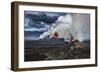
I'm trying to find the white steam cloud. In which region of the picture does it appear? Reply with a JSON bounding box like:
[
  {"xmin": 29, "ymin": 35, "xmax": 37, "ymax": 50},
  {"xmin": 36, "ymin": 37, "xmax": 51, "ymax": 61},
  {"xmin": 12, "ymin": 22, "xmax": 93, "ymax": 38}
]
[{"xmin": 39, "ymin": 13, "xmax": 90, "ymax": 42}]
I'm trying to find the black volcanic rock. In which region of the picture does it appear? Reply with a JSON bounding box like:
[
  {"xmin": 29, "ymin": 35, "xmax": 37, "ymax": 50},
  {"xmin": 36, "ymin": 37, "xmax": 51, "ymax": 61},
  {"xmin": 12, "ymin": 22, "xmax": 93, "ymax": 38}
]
[
  {"xmin": 25, "ymin": 38, "xmax": 65, "ymax": 48},
  {"xmin": 24, "ymin": 40, "xmax": 90, "ymax": 61}
]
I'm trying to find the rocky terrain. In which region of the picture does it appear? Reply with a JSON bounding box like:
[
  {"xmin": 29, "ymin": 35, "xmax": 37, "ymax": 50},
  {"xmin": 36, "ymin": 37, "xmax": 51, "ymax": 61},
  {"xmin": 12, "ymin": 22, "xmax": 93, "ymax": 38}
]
[{"xmin": 24, "ymin": 40, "xmax": 90, "ymax": 61}]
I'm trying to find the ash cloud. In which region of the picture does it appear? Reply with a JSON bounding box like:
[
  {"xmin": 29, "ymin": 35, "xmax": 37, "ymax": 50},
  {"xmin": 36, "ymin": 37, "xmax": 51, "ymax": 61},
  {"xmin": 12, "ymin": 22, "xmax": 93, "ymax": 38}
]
[{"xmin": 24, "ymin": 11, "xmax": 90, "ymax": 42}]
